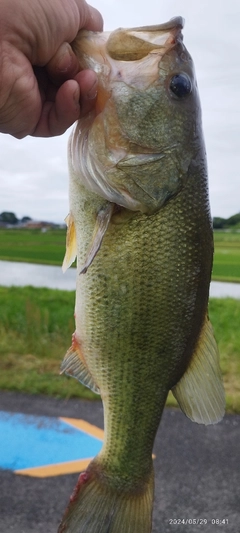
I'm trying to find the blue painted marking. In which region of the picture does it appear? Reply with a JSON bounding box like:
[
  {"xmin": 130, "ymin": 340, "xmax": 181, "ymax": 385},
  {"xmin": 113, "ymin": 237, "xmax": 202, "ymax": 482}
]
[{"xmin": 0, "ymin": 411, "xmax": 102, "ymax": 471}]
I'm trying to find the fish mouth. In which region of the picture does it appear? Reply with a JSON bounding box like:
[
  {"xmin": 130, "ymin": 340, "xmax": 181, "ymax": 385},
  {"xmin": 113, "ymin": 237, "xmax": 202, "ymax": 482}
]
[
  {"xmin": 106, "ymin": 17, "xmax": 185, "ymax": 61},
  {"xmin": 72, "ymin": 17, "xmax": 185, "ymax": 69}
]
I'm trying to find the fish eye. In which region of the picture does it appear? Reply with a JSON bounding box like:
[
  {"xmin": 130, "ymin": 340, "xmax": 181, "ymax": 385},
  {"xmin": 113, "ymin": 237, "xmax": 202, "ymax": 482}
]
[{"xmin": 169, "ymin": 73, "xmax": 192, "ymax": 98}]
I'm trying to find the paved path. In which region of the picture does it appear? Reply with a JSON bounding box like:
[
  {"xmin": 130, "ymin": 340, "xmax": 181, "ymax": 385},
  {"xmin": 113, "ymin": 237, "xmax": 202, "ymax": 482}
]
[{"xmin": 0, "ymin": 391, "xmax": 239, "ymax": 533}]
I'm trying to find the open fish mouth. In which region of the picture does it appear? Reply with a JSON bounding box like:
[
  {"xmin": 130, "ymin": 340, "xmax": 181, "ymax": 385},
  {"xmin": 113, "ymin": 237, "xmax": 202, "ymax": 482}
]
[
  {"xmin": 106, "ymin": 16, "xmax": 185, "ymax": 61},
  {"xmin": 72, "ymin": 16, "xmax": 185, "ymax": 71}
]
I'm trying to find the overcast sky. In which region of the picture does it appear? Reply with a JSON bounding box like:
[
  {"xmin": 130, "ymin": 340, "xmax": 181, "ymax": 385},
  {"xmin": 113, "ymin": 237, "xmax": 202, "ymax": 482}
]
[{"xmin": 0, "ymin": 0, "xmax": 239, "ymax": 222}]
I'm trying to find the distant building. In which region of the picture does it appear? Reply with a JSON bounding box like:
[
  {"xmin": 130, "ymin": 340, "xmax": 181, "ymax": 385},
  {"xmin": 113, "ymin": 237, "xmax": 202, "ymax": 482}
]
[{"xmin": 24, "ymin": 221, "xmax": 58, "ymax": 230}]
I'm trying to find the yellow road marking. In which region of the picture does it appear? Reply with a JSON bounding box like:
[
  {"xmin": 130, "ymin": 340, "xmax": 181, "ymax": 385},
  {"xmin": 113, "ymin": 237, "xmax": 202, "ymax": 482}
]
[
  {"xmin": 60, "ymin": 417, "xmax": 104, "ymax": 440},
  {"xmin": 15, "ymin": 458, "xmax": 93, "ymax": 478}
]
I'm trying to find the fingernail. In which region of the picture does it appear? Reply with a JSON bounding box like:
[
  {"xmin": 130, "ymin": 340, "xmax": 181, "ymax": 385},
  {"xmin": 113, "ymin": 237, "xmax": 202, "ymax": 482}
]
[
  {"xmin": 87, "ymin": 80, "xmax": 98, "ymax": 100},
  {"xmin": 73, "ymin": 86, "xmax": 80, "ymax": 106}
]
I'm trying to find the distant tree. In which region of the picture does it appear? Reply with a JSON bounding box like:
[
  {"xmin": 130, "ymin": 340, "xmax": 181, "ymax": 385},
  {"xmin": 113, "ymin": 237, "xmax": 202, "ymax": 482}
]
[
  {"xmin": 0, "ymin": 211, "xmax": 18, "ymax": 224},
  {"xmin": 227, "ymin": 213, "xmax": 240, "ymax": 227},
  {"xmin": 21, "ymin": 216, "xmax": 32, "ymax": 223},
  {"xmin": 213, "ymin": 212, "xmax": 240, "ymax": 229},
  {"xmin": 213, "ymin": 217, "xmax": 226, "ymax": 229}
]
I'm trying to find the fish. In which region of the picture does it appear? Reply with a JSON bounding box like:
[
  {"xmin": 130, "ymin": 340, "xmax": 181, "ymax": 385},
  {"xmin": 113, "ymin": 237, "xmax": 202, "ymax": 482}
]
[{"xmin": 58, "ymin": 17, "xmax": 225, "ymax": 533}]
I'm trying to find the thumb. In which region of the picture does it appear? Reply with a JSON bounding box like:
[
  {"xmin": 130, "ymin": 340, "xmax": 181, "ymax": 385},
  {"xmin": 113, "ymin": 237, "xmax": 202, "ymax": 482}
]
[
  {"xmin": 76, "ymin": 1, "xmax": 103, "ymax": 32},
  {"xmin": 46, "ymin": 43, "xmax": 80, "ymax": 84}
]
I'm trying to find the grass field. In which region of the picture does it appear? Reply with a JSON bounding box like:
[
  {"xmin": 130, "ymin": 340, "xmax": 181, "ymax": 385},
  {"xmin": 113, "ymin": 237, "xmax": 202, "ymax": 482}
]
[
  {"xmin": 0, "ymin": 228, "xmax": 65, "ymax": 265},
  {"xmin": 213, "ymin": 231, "xmax": 240, "ymax": 282},
  {"xmin": 0, "ymin": 227, "xmax": 239, "ymax": 282},
  {"xmin": 0, "ymin": 286, "xmax": 239, "ymax": 413}
]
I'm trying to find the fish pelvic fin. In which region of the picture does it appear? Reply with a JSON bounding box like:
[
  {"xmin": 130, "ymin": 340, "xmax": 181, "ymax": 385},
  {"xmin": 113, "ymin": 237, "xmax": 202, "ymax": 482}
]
[
  {"xmin": 171, "ymin": 314, "xmax": 225, "ymax": 425},
  {"xmin": 62, "ymin": 213, "xmax": 77, "ymax": 273},
  {"xmin": 60, "ymin": 335, "xmax": 100, "ymax": 395},
  {"xmin": 58, "ymin": 460, "xmax": 154, "ymax": 533}
]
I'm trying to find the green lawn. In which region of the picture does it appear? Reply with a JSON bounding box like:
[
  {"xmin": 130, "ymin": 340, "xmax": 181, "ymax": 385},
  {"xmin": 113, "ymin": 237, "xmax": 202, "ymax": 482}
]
[
  {"xmin": 0, "ymin": 286, "xmax": 239, "ymax": 413},
  {"xmin": 0, "ymin": 228, "xmax": 66, "ymax": 265},
  {"xmin": 212, "ymin": 231, "xmax": 240, "ymax": 282}
]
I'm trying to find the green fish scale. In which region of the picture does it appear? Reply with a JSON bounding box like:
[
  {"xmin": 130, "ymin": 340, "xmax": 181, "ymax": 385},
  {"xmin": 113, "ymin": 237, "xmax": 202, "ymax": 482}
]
[{"xmin": 72, "ymin": 165, "xmax": 212, "ymax": 488}]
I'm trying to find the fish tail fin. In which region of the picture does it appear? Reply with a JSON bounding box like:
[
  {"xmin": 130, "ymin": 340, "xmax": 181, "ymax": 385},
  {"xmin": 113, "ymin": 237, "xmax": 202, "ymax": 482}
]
[{"xmin": 58, "ymin": 460, "xmax": 154, "ymax": 533}]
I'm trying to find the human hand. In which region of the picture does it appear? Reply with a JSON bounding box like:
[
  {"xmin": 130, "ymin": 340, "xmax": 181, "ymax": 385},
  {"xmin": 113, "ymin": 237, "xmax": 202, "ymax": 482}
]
[{"xmin": 0, "ymin": 0, "xmax": 103, "ymax": 138}]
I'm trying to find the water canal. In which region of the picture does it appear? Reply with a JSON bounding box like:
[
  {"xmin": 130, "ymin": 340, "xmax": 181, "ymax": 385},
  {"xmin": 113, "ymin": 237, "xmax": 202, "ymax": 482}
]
[{"xmin": 0, "ymin": 260, "xmax": 240, "ymax": 298}]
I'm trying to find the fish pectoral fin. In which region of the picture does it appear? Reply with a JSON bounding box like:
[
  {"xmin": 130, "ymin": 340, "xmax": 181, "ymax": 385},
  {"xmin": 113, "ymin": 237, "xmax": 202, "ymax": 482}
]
[
  {"xmin": 60, "ymin": 345, "xmax": 100, "ymax": 395},
  {"xmin": 80, "ymin": 202, "xmax": 115, "ymax": 274},
  {"xmin": 62, "ymin": 213, "xmax": 77, "ymax": 273},
  {"xmin": 171, "ymin": 314, "xmax": 225, "ymax": 425}
]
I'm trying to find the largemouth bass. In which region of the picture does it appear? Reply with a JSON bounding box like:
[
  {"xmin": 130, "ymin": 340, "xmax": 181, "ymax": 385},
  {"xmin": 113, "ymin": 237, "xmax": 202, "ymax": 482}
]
[{"xmin": 59, "ymin": 17, "xmax": 225, "ymax": 533}]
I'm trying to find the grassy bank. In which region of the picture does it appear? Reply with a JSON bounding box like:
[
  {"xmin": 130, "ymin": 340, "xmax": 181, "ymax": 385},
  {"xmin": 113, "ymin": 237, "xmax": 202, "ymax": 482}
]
[
  {"xmin": 0, "ymin": 228, "xmax": 239, "ymax": 282},
  {"xmin": 0, "ymin": 286, "xmax": 239, "ymax": 413},
  {"xmin": 0, "ymin": 286, "xmax": 96, "ymax": 400}
]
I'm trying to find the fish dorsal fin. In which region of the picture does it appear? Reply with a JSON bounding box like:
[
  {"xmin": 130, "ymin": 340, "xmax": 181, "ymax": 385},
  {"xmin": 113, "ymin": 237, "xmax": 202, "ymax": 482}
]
[
  {"xmin": 62, "ymin": 213, "xmax": 77, "ymax": 273},
  {"xmin": 60, "ymin": 340, "xmax": 100, "ymax": 395},
  {"xmin": 171, "ymin": 315, "xmax": 225, "ymax": 425}
]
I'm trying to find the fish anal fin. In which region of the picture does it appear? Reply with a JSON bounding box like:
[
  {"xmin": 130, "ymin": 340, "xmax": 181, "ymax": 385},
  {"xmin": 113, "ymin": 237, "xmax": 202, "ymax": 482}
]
[
  {"xmin": 172, "ymin": 315, "xmax": 225, "ymax": 425},
  {"xmin": 62, "ymin": 213, "xmax": 77, "ymax": 273},
  {"xmin": 60, "ymin": 333, "xmax": 100, "ymax": 395}
]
